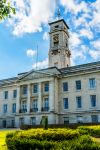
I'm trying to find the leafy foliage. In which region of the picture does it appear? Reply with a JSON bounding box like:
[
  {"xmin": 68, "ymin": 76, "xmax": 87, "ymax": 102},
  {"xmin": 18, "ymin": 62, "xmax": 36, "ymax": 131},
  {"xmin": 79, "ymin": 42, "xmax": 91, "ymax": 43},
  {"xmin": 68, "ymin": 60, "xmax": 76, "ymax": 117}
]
[
  {"xmin": 78, "ymin": 125, "xmax": 100, "ymax": 138},
  {"xmin": 0, "ymin": 0, "xmax": 15, "ymax": 21},
  {"xmin": 6, "ymin": 128, "xmax": 100, "ymax": 150}
]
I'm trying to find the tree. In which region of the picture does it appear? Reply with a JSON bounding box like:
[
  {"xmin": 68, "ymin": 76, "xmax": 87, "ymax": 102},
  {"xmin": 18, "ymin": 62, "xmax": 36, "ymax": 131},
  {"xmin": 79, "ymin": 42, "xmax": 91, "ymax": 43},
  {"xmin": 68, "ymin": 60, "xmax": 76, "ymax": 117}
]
[{"xmin": 0, "ymin": 0, "xmax": 15, "ymax": 21}]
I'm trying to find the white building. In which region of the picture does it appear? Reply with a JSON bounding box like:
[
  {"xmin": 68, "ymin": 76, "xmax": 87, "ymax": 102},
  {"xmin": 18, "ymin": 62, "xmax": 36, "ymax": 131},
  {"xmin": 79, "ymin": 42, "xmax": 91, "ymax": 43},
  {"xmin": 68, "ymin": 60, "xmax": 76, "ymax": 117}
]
[{"xmin": 0, "ymin": 19, "xmax": 100, "ymax": 128}]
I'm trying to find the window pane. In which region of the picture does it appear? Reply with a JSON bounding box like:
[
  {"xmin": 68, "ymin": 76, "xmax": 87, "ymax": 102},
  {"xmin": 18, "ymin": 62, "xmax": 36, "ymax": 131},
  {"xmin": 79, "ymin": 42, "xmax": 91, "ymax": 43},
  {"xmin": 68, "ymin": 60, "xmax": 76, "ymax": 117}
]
[
  {"xmin": 76, "ymin": 96, "xmax": 82, "ymax": 108},
  {"xmin": 4, "ymin": 91, "xmax": 8, "ymax": 99},
  {"xmin": 89, "ymin": 78, "xmax": 96, "ymax": 89},
  {"xmin": 3, "ymin": 104, "xmax": 7, "ymax": 113},
  {"xmin": 13, "ymin": 90, "xmax": 17, "ymax": 98},
  {"xmin": 30, "ymin": 117, "xmax": 36, "ymax": 125},
  {"xmin": 23, "ymin": 86, "xmax": 27, "ymax": 95},
  {"xmin": 76, "ymin": 80, "xmax": 81, "ymax": 90},
  {"xmin": 63, "ymin": 82, "xmax": 68, "ymax": 91},
  {"xmin": 64, "ymin": 117, "xmax": 69, "ymax": 124},
  {"xmin": 91, "ymin": 95, "xmax": 96, "ymax": 107},
  {"xmin": 12, "ymin": 103, "xmax": 16, "ymax": 113},
  {"xmin": 77, "ymin": 116, "xmax": 83, "ymax": 123},
  {"xmin": 63, "ymin": 98, "xmax": 68, "ymax": 109},
  {"xmin": 44, "ymin": 83, "xmax": 49, "ymax": 92},
  {"xmin": 33, "ymin": 84, "xmax": 38, "ymax": 93},
  {"xmin": 91, "ymin": 115, "xmax": 98, "ymax": 123}
]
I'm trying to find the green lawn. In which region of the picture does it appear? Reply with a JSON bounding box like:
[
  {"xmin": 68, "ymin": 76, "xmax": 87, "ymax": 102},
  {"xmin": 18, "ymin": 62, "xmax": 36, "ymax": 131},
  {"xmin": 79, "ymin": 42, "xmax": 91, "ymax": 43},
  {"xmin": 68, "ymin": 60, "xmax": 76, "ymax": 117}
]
[{"xmin": 0, "ymin": 130, "xmax": 16, "ymax": 150}]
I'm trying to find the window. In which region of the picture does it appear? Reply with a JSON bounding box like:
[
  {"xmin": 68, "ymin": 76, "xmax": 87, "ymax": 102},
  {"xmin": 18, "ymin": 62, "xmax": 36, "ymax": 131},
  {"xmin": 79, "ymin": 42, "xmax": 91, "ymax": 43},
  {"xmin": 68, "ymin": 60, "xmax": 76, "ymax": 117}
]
[
  {"xmin": 90, "ymin": 95, "xmax": 96, "ymax": 107},
  {"xmin": 63, "ymin": 98, "xmax": 68, "ymax": 109},
  {"xmin": 42, "ymin": 98, "xmax": 49, "ymax": 111},
  {"xmin": 76, "ymin": 96, "xmax": 82, "ymax": 108},
  {"xmin": 89, "ymin": 78, "xmax": 96, "ymax": 89},
  {"xmin": 43, "ymin": 98, "xmax": 49, "ymax": 108},
  {"xmin": 30, "ymin": 117, "xmax": 36, "ymax": 125},
  {"xmin": 76, "ymin": 80, "xmax": 81, "ymax": 90},
  {"xmin": 91, "ymin": 115, "xmax": 98, "ymax": 123},
  {"xmin": 13, "ymin": 90, "xmax": 17, "ymax": 98},
  {"xmin": 64, "ymin": 117, "xmax": 69, "ymax": 124},
  {"xmin": 4, "ymin": 91, "xmax": 8, "ymax": 99},
  {"xmin": 63, "ymin": 82, "xmax": 68, "ymax": 91},
  {"xmin": 21, "ymin": 101, "xmax": 27, "ymax": 110},
  {"xmin": 55, "ymin": 25, "xmax": 59, "ymax": 28},
  {"xmin": 33, "ymin": 84, "xmax": 38, "ymax": 93},
  {"xmin": 11, "ymin": 120, "xmax": 15, "ymax": 127},
  {"xmin": 44, "ymin": 83, "xmax": 49, "ymax": 92},
  {"xmin": 19, "ymin": 118, "xmax": 24, "ymax": 126},
  {"xmin": 22, "ymin": 86, "xmax": 27, "ymax": 95},
  {"xmin": 32, "ymin": 99, "xmax": 38, "ymax": 109},
  {"xmin": 3, "ymin": 104, "xmax": 7, "ymax": 113},
  {"xmin": 77, "ymin": 116, "xmax": 83, "ymax": 123},
  {"xmin": 12, "ymin": 103, "xmax": 16, "ymax": 113}
]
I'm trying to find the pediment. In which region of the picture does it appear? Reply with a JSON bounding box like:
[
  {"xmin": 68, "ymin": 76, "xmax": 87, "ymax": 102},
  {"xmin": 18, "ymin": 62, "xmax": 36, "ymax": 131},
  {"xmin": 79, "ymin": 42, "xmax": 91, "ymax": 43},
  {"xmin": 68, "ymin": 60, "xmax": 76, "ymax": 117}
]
[{"xmin": 18, "ymin": 67, "xmax": 61, "ymax": 81}]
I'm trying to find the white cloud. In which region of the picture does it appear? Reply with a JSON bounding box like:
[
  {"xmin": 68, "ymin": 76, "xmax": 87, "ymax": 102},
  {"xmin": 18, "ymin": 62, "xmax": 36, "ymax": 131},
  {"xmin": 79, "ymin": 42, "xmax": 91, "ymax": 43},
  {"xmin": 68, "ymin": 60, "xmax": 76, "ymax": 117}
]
[
  {"xmin": 26, "ymin": 49, "xmax": 36, "ymax": 57},
  {"xmin": 60, "ymin": 0, "xmax": 88, "ymax": 14},
  {"xmin": 69, "ymin": 32, "xmax": 81, "ymax": 48},
  {"xmin": 80, "ymin": 28, "xmax": 93, "ymax": 39},
  {"xmin": 92, "ymin": 40, "xmax": 100, "ymax": 50},
  {"xmin": 8, "ymin": 0, "xmax": 56, "ymax": 36},
  {"xmin": 43, "ymin": 32, "xmax": 49, "ymax": 40},
  {"xmin": 89, "ymin": 50, "xmax": 100, "ymax": 60},
  {"xmin": 32, "ymin": 58, "xmax": 48, "ymax": 69}
]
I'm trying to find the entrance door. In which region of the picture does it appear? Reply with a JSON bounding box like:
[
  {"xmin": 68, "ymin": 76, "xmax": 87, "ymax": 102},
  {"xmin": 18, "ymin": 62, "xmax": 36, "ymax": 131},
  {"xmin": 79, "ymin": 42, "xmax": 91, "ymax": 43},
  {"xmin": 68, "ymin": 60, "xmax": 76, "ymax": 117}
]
[{"xmin": 3, "ymin": 120, "xmax": 6, "ymax": 128}]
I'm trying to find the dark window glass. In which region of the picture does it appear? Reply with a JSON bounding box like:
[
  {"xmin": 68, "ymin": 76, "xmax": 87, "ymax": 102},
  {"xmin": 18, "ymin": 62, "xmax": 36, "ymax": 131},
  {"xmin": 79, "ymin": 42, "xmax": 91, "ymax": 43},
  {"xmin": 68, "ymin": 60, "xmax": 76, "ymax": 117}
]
[
  {"xmin": 23, "ymin": 86, "xmax": 27, "ymax": 95},
  {"xmin": 63, "ymin": 98, "xmax": 68, "ymax": 109},
  {"xmin": 91, "ymin": 115, "xmax": 98, "ymax": 123},
  {"xmin": 12, "ymin": 103, "xmax": 16, "ymax": 113},
  {"xmin": 76, "ymin": 80, "xmax": 81, "ymax": 90},
  {"xmin": 4, "ymin": 91, "xmax": 8, "ymax": 99},
  {"xmin": 44, "ymin": 83, "xmax": 49, "ymax": 92},
  {"xmin": 3, "ymin": 104, "xmax": 7, "ymax": 113},
  {"xmin": 91, "ymin": 95, "xmax": 96, "ymax": 107},
  {"xmin": 33, "ymin": 84, "xmax": 38, "ymax": 93},
  {"xmin": 89, "ymin": 78, "xmax": 96, "ymax": 89},
  {"xmin": 63, "ymin": 82, "xmax": 68, "ymax": 91},
  {"xmin": 13, "ymin": 90, "xmax": 17, "ymax": 98},
  {"xmin": 76, "ymin": 96, "xmax": 82, "ymax": 108}
]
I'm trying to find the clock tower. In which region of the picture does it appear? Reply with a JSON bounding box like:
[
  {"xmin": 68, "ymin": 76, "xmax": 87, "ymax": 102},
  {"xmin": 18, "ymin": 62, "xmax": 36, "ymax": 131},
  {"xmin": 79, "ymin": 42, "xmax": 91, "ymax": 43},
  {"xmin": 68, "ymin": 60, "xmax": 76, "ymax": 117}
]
[{"xmin": 48, "ymin": 19, "xmax": 71, "ymax": 68}]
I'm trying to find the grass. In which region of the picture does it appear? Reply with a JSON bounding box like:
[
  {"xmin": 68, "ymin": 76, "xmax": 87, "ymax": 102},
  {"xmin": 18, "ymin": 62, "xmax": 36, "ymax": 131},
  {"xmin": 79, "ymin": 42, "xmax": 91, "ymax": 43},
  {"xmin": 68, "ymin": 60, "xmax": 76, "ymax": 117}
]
[{"xmin": 0, "ymin": 130, "xmax": 16, "ymax": 150}]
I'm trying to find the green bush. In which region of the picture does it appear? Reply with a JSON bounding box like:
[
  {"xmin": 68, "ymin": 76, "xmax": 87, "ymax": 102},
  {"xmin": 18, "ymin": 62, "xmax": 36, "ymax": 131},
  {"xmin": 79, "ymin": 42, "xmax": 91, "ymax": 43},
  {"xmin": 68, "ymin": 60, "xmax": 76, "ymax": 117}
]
[
  {"xmin": 78, "ymin": 125, "xmax": 100, "ymax": 137},
  {"xmin": 14, "ymin": 128, "xmax": 79, "ymax": 141},
  {"xmin": 6, "ymin": 128, "xmax": 100, "ymax": 150}
]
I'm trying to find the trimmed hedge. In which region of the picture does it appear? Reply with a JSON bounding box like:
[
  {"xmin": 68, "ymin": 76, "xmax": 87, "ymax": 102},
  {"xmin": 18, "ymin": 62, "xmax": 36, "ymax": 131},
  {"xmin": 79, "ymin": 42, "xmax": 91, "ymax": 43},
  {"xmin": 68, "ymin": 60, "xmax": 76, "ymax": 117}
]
[
  {"xmin": 78, "ymin": 125, "xmax": 100, "ymax": 137},
  {"xmin": 6, "ymin": 128, "xmax": 100, "ymax": 150}
]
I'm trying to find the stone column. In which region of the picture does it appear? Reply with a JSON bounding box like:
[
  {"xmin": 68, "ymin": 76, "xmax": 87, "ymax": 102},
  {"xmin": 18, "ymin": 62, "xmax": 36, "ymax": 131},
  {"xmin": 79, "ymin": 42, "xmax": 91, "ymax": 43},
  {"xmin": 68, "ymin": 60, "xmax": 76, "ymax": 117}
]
[
  {"xmin": 49, "ymin": 80, "xmax": 55, "ymax": 112},
  {"xmin": 38, "ymin": 83, "xmax": 42, "ymax": 112},
  {"xmin": 27, "ymin": 84, "xmax": 31, "ymax": 113},
  {"xmin": 16, "ymin": 86, "xmax": 20, "ymax": 113}
]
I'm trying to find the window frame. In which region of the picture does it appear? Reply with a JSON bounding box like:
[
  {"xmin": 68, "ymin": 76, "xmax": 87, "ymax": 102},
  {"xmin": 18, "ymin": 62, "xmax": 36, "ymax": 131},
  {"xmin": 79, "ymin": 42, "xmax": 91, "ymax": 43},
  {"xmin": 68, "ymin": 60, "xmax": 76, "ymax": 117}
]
[
  {"xmin": 63, "ymin": 82, "xmax": 68, "ymax": 92},
  {"xmin": 63, "ymin": 98, "xmax": 69, "ymax": 109},
  {"xmin": 76, "ymin": 80, "xmax": 81, "ymax": 90},
  {"xmin": 76, "ymin": 96, "xmax": 82, "ymax": 108}
]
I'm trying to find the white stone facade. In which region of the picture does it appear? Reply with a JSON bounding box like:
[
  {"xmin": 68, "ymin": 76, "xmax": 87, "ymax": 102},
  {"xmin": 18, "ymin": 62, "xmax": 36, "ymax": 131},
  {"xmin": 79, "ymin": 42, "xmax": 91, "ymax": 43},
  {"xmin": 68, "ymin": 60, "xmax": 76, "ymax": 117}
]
[{"xmin": 0, "ymin": 19, "xmax": 100, "ymax": 128}]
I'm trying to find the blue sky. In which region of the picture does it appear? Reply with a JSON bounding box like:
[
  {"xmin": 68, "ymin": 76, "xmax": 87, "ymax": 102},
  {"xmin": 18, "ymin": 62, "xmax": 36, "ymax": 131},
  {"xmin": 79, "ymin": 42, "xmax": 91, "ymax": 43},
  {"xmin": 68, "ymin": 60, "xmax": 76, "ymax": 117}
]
[{"xmin": 0, "ymin": 0, "xmax": 100, "ymax": 79}]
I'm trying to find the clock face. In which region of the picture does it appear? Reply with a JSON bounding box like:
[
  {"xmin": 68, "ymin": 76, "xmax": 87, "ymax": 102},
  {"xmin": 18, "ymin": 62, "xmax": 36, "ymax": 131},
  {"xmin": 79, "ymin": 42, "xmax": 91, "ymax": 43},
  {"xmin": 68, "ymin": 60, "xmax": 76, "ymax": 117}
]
[{"xmin": 53, "ymin": 34, "xmax": 59, "ymax": 42}]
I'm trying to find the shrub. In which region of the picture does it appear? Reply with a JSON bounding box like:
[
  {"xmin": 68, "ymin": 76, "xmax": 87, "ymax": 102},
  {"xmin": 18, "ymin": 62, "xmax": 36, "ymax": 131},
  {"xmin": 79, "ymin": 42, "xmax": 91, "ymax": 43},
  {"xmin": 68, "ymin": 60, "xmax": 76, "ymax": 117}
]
[
  {"xmin": 78, "ymin": 125, "xmax": 100, "ymax": 137},
  {"xmin": 16, "ymin": 128, "xmax": 79, "ymax": 141},
  {"xmin": 6, "ymin": 128, "xmax": 100, "ymax": 150}
]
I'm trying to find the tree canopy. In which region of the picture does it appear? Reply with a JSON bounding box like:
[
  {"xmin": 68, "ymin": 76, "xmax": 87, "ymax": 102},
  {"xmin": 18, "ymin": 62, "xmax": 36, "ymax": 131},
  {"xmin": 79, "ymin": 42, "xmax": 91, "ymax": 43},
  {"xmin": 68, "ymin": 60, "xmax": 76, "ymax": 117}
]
[{"xmin": 0, "ymin": 0, "xmax": 15, "ymax": 21}]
